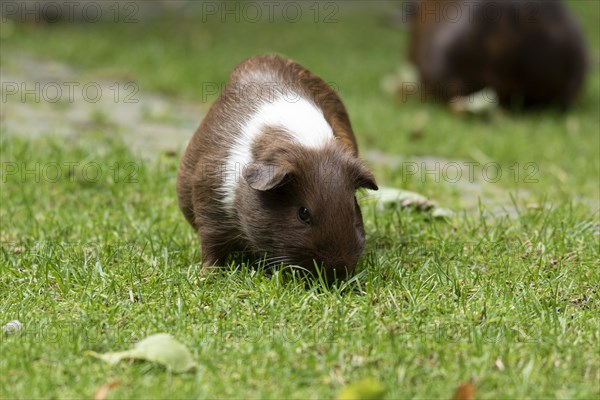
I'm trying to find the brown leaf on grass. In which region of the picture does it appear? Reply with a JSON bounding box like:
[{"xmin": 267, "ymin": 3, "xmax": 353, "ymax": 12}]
[
  {"xmin": 93, "ymin": 380, "xmax": 121, "ymax": 400},
  {"xmin": 452, "ymin": 382, "xmax": 475, "ymax": 400}
]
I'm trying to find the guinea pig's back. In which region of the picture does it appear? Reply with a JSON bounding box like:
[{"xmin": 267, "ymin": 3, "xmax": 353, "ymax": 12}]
[
  {"xmin": 176, "ymin": 64, "xmax": 258, "ymax": 229},
  {"xmin": 231, "ymin": 55, "xmax": 359, "ymax": 153},
  {"xmin": 490, "ymin": 0, "xmax": 587, "ymax": 107}
]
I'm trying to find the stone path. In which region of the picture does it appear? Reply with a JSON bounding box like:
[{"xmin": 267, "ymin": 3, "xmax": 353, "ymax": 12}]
[{"xmin": 1, "ymin": 52, "xmax": 200, "ymax": 158}]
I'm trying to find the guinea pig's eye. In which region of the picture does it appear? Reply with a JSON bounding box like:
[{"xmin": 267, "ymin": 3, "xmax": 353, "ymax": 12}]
[{"xmin": 298, "ymin": 207, "xmax": 311, "ymax": 224}]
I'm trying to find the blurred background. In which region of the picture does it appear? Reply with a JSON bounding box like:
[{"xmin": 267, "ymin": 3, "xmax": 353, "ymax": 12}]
[{"xmin": 1, "ymin": 0, "xmax": 599, "ymax": 211}]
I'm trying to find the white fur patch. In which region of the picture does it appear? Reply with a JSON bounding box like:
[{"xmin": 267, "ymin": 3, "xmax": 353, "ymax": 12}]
[{"xmin": 221, "ymin": 95, "xmax": 334, "ymax": 208}]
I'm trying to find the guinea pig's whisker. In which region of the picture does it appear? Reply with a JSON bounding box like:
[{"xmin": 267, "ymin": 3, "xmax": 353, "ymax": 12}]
[
  {"xmin": 260, "ymin": 256, "xmax": 298, "ymax": 270},
  {"xmin": 219, "ymin": 233, "xmax": 245, "ymax": 248},
  {"xmin": 262, "ymin": 257, "xmax": 290, "ymax": 268},
  {"xmin": 283, "ymin": 264, "xmax": 311, "ymax": 274}
]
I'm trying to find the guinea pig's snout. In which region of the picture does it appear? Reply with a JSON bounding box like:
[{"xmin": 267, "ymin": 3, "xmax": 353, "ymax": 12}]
[
  {"xmin": 309, "ymin": 228, "xmax": 366, "ymax": 281},
  {"xmin": 323, "ymin": 257, "xmax": 358, "ymax": 282},
  {"xmin": 317, "ymin": 248, "xmax": 361, "ymax": 280}
]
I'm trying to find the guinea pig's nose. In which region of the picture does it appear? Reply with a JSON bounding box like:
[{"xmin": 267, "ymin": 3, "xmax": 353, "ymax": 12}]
[{"xmin": 330, "ymin": 255, "xmax": 358, "ymax": 273}]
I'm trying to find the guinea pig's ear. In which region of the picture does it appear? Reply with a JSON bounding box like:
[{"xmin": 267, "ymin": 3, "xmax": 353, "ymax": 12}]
[
  {"xmin": 243, "ymin": 162, "xmax": 294, "ymax": 191},
  {"xmin": 353, "ymin": 161, "xmax": 378, "ymax": 191}
]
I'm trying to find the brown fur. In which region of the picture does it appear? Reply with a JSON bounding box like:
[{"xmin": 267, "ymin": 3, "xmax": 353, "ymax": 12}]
[
  {"xmin": 408, "ymin": 0, "xmax": 588, "ymax": 109},
  {"xmin": 176, "ymin": 55, "xmax": 377, "ymax": 282}
]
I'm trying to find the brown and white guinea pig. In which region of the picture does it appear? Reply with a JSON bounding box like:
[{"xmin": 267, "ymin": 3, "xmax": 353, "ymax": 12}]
[
  {"xmin": 408, "ymin": 0, "xmax": 588, "ymax": 109},
  {"xmin": 176, "ymin": 55, "xmax": 378, "ymax": 282}
]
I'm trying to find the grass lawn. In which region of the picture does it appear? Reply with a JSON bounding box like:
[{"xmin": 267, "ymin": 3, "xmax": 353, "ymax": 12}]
[{"xmin": 1, "ymin": 1, "xmax": 599, "ymax": 398}]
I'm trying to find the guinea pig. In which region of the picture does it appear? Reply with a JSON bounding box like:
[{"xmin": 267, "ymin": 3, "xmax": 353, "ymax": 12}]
[
  {"xmin": 407, "ymin": 0, "xmax": 588, "ymax": 109},
  {"xmin": 176, "ymin": 55, "xmax": 378, "ymax": 282}
]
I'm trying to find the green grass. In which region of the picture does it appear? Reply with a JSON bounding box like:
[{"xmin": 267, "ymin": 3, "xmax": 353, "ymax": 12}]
[{"xmin": 1, "ymin": 1, "xmax": 599, "ymax": 398}]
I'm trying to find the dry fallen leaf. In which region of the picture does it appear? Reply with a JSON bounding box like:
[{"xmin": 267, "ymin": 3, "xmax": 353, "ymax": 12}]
[
  {"xmin": 2, "ymin": 320, "xmax": 22, "ymax": 335},
  {"xmin": 364, "ymin": 187, "xmax": 455, "ymax": 219},
  {"xmin": 86, "ymin": 333, "xmax": 197, "ymax": 373},
  {"xmin": 495, "ymin": 358, "xmax": 505, "ymax": 371},
  {"xmin": 449, "ymin": 88, "xmax": 499, "ymax": 115},
  {"xmin": 93, "ymin": 380, "xmax": 121, "ymax": 400},
  {"xmin": 451, "ymin": 382, "xmax": 475, "ymax": 400},
  {"xmin": 381, "ymin": 63, "xmax": 419, "ymax": 97}
]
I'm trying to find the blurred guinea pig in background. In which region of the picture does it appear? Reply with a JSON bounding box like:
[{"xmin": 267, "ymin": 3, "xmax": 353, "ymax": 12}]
[{"xmin": 405, "ymin": 0, "xmax": 588, "ymax": 109}]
